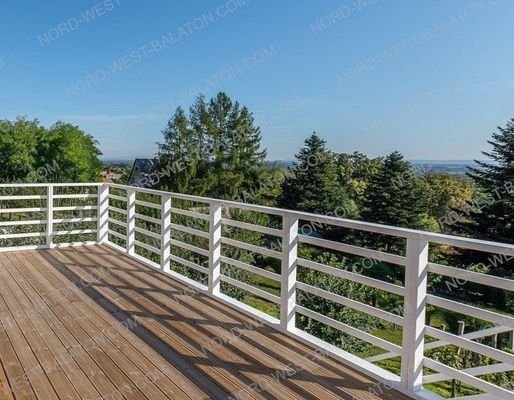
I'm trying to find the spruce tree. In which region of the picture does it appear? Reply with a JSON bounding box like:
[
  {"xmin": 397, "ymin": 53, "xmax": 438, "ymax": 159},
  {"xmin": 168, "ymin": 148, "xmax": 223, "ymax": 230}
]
[
  {"xmin": 279, "ymin": 133, "xmax": 354, "ymax": 217},
  {"xmin": 455, "ymin": 119, "xmax": 514, "ymax": 245},
  {"xmin": 361, "ymin": 151, "xmax": 425, "ymax": 251}
]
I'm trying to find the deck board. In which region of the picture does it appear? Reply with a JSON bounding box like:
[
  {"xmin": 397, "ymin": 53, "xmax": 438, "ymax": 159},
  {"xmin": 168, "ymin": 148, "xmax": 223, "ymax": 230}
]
[{"xmin": 0, "ymin": 245, "xmax": 411, "ymax": 400}]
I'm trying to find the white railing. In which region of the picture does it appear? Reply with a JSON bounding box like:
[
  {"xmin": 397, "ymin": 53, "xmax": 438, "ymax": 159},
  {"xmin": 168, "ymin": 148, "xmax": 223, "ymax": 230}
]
[{"xmin": 0, "ymin": 182, "xmax": 513, "ymax": 400}]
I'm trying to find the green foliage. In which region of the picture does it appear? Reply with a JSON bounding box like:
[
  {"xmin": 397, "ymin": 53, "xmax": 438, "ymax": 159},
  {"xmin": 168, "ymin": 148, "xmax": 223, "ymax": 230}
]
[
  {"xmin": 362, "ymin": 151, "xmax": 425, "ymax": 229},
  {"xmin": 279, "ymin": 133, "xmax": 356, "ymax": 218},
  {"xmin": 0, "ymin": 117, "xmax": 102, "ymax": 183},
  {"xmin": 418, "ymin": 173, "xmax": 475, "ymax": 226},
  {"xmin": 297, "ymin": 251, "xmax": 382, "ymax": 354},
  {"xmin": 454, "ymin": 119, "xmax": 514, "ymax": 245},
  {"xmin": 336, "ymin": 151, "xmax": 383, "ymax": 210},
  {"xmin": 158, "ymin": 92, "xmax": 267, "ymax": 201}
]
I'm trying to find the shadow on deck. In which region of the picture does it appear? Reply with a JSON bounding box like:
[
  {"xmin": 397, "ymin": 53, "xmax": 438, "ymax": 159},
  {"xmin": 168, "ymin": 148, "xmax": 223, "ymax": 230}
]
[{"xmin": 0, "ymin": 245, "xmax": 410, "ymax": 400}]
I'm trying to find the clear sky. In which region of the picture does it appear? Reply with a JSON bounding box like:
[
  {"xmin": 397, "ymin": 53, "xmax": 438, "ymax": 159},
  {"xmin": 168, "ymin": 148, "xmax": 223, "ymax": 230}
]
[{"xmin": 0, "ymin": 0, "xmax": 513, "ymax": 160}]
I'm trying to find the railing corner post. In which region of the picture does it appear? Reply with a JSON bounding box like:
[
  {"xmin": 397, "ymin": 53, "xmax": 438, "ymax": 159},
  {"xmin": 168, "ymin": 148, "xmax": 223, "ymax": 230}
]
[
  {"xmin": 401, "ymin": 236, "xmax": 429, "ymax": 393},
  {"xmin": 126, "ymin": 187, "xmax": 136, "ymax": 256},
  {"xmin": 160, "ymin": 193, "xmax": 172, "ymax": 272},
  {"xmin": 46, "ymin": 185, "xmax": 54, "ymax": 248},
  {"xmin": 97, "ymin": 184, "xmax": 109, "ymax": 244},
  {"xmin": 280, "ymin": 214, "xmax": 298, "ymax": 333},
  {"xmin": 208, "ymin": 202, "xmax": 222, "ymax": 296}
]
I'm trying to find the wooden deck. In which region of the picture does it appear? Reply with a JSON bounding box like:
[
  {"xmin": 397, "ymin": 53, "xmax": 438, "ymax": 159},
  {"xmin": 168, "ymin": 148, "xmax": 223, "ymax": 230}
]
[{"xmin": 0, "ymin": 245, "xmax": 410, "ymax": 400}]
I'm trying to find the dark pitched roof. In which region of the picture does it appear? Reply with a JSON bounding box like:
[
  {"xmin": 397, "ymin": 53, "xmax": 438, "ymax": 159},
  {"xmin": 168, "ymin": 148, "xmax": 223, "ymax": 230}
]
[{"xmin": 128, "ymin": 158, "xmax": 158, "ymax": 187}]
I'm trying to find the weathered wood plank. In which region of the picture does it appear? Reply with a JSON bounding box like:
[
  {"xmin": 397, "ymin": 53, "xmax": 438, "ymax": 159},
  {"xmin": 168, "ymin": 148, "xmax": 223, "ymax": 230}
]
[{"xmin": 0, "ymin": 246, "xmax": 411, "ymax": 400}]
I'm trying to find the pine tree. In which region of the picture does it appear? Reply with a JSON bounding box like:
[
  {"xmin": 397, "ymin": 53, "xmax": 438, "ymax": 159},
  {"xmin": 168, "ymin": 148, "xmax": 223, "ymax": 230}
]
[
  {"xmin": 455, "ymin": 119, "xmax": 514, "ymax": 245},
  {"xmin": 361, "ymin": 151, "xmax": 425, "ymax": 251},
  {"xmin": 279, "ymin": 133, "xmax": 354, "ymax": 217}
]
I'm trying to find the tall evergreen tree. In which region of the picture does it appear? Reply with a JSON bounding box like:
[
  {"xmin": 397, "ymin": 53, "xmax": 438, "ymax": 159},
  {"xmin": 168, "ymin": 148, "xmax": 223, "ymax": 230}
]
[
  {"xmin": 361, "ymin": 151, "xmax": 425, "ymax": 251},
  {"xmin": 158, "ymin": 106, "xmax": 204, "ymax": 193},
  {"xmin": 454, "ymin": 119, "xmax": 514, "ymax": 245},
  {"xmin": 279, "ymin": 133, "xmax": 355, "ymax": 217},
  {"xmin": 158, "ymin": 92, "xmax": 266, "ymax": 200}
]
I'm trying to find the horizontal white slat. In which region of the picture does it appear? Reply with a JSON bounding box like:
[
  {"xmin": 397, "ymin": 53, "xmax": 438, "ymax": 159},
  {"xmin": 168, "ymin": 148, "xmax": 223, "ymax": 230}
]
[
  {"xmin": 54, "ymin": 217, "xmax": 97, "ymax": 224},
  {"xmin": 423, "ymin": 358, "xmax": 514, "ymax": 399},
  {"xmin": 135, "ymin": 200, "xmax": 161, "ymax": 210},
  {"xmin": 296, "ymin": 305, "xmax": 403, "ymax": 355},
  {"xmin": 428, "ymin": 262, "xmax": 514, "ymax": 292},
  {"xmin": 135, "ymin": 213, "xmax": 161, "ymax": 225},
  {"xmin": 220, "ymin": 256, "xmax": 281, "ymax": 281},
  {"xmin": 0, "ymin": 195, "xmax": 45, "ymax": 200},
  {"xmin": 108, "ymin": 229, "xmax": 126, "ymax": 240},
  {"xmin": 426, "ymin": 233, "xmax": 514, "ymax": 257},
  {"xmin": 170, "ymin": 223, "xmax": 209, "ymax": 239},
  {"xmin": 54, "ymin": 206, "xmax": 98, "ymax": 211},
  {"xmin": 298, "ymin": 258, "xmax": 405, "ymax": 296},
  {"xmin": 451, "ymin": 395, "xmax": 497, "ymax": 400},
  {"xmin": 107, "ymin": 218, "xmax": 126, "ymax": 227},
  {"xmin": 134, "ymin": 240, "xmax": 160, "ymax": 254},
  {"xmin": 299, "ymin": 235, "xmax": 406, "ymax": 266},
  {"xmin": 366, "ymin": 325, "xmax": 511, "ymax": 364},
  {"xmin": 427, "ymin": 295, "xmax": 514, "ymax": 329},
  {"xmin": 424, "ymin": 362, "xmax": 513, "ymax": 384},
  {"xmin": 170, "ymin": 239, "xmax": 209, "ymax": 257},
  {"xmin": 223, "ymin": 201, "xmax": 286, "ymax": 217},
  {"xmin": 425, "ymin": 326, "xmax": 514, "ymax": 367},
  {"xmin": 221, "ymin": 218, "xmax": 283, "ymax": 237},
  {"xmin": 296, "ymin": 282, "xmax": 404, "ymax": 326},
  {"xmin": 52, "ymin": 229, "xmax": 97, "ymax": 236},
  {"xmin": 170, "ymin": 254, "xmax": 208, "ymax": 274},
  {"xmin": 0, "ymin": 183, "xmax": 102, "ymax": 188},
  {"xmin": 0, "ymin": 220, "xmax": 46, "ymax": 226},
  {"xmin": 135, "ymin": 227, "xmax": 161, "ymax": 240},
  {"xmin": 53, "ymin": 194, "xmax": 97, "ymax": 199},
  {"xmin": 109, "ymin": 194, "xmax": 127, "ymax": 202},
  {"xmin": 170, "ymin": 207, "xmax": 209, "ymax": 221},
  {"xmin": 108, "ymin": 206, "xmax": 127, "ymax": 215},
  {"xmin": 221, "ymin": 237, "xmax": 282, "ymax": 259},
  {"xmin": 0, "ymin": 207, "xmax": 45, "ymax": 213},
  {"xmin": 425, "ymin": 325, "xmax": 511, "ymax": 350},
  {"xmin": 0, "ymin": 232, "xmax": 45, "ymax": 240},
  {"xmin": 220, "ymin": 275, "xmax": 280, "ymax": 304}
]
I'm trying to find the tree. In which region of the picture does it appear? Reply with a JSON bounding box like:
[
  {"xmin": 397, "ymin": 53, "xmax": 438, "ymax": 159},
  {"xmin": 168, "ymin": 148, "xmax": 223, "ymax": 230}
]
[
  {"xmin": 0, "ymin": 117, "xmax": 102, "ymax": 183},
  {"xmin": 0, "ymin": 118, "xmax": 41, "ymax": 181},
  {"xmin": 39, "ymin": 122, "xmax": 102, "ymax": 182},
  {"xmin": 361, "ymin": 151, "xmax": 426, "ymax": 250},
  {"xmin": 417, "ymin": 173, "xmax": 475, "ymax": 232},
  {"xmin": 454, "ymin": 119, "xmax": 514, "ymax": 245},
  {"xmin": 451, "ymin": 119, "xmax": 514, "ymax": 279},
  {"xmin": 336, "ymin": 152, "xmax": 383, "ymax": 210},
  {"xmin": 158, "ymin": 93, "xmax": 267, "ymax": 200},
  {"xmin": 279, "ymin": 133, "xmax": 355, "ymax": 218}
]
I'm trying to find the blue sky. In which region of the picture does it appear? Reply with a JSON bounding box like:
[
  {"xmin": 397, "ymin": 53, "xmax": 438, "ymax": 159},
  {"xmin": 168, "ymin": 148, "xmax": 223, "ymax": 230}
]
[{"xmin": 0, "ymin": 0, "xmax": 513, "ymax": 160}]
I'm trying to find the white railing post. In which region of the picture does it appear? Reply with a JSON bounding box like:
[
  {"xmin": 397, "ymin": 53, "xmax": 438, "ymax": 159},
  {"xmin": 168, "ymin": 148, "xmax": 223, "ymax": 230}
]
[
  {"xmin": 126, "ymin": 188, "xmax": 136, "ymax": 255},
  {"xmin": 46, "ymin": 185, "xmax": 54, "ymax": 248},
  {"xmin": 160, "ymin": 193, "xmax": 172, "ymax": 272},
  {"xmin": 97, "ymin": 184, "xmax": 109, "ymax": 244},
  {"xmin": 208, "ymin": 202, "xmax": 222, "ymax": 296},
  {"xmin": 280, "ymin": 214, "xmax": 298, "ymax": 332},
  {"xmin": 401, "ymin": 236, "xmax": 429, "ymax": 393}
]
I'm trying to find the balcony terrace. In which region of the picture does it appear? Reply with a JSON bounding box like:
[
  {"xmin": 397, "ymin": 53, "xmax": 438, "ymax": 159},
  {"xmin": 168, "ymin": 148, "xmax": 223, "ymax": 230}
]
[{"xmin": 0, "ymin": 183, "xmax": 512, "ymax": 400}]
